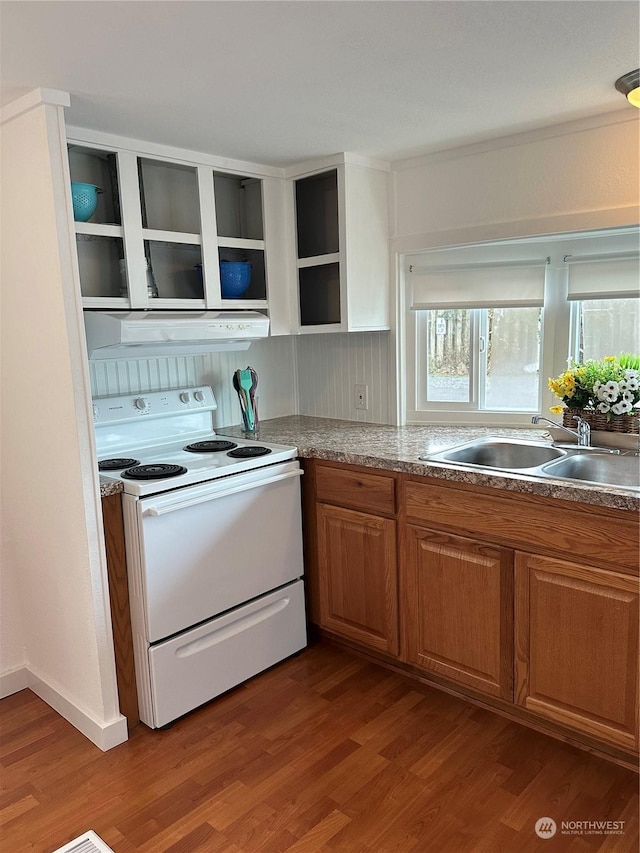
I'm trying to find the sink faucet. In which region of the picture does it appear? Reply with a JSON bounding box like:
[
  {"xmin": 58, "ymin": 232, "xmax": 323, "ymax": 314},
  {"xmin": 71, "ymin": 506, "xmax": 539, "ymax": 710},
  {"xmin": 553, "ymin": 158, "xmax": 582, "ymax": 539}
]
[{"xmin": 531, "ymin": 415, "xmax": 591, "ymax": 447}]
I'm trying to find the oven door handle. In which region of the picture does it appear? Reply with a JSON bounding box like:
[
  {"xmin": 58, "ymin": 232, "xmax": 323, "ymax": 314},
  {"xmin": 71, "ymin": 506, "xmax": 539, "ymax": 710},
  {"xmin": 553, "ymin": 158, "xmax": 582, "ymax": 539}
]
[{"xmin": 143, "ymin": 468, "xmax": 303, "ymax": 516}]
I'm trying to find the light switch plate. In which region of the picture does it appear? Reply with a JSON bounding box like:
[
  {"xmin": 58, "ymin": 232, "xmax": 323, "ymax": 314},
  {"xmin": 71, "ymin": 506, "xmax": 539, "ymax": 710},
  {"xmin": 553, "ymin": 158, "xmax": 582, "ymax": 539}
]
[{"xmin": 354, "ymin": 384, "xmax": 368, "ymax": 410}]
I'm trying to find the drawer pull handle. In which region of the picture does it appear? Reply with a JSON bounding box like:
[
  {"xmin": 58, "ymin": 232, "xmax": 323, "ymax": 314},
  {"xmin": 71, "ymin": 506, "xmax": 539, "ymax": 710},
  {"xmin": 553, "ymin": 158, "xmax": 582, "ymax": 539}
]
[{"xmin": 174, "ymin": 597, "xmax": 290, "ymax": 657}]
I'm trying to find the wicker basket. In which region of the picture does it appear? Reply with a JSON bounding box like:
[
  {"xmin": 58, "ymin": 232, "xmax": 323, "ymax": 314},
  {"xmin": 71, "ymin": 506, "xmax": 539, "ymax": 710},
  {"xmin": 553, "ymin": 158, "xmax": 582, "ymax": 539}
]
[{"xmin": 562, "ymin": 408, "xmax": 640, "ymax": 434}]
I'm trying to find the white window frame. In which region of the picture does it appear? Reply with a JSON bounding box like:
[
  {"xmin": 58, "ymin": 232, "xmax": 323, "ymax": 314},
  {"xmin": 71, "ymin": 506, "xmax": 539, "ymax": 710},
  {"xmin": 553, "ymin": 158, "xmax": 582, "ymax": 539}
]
[{"xmin": 402, "ymin": 227, "xmax": 638, "ymax": 427}]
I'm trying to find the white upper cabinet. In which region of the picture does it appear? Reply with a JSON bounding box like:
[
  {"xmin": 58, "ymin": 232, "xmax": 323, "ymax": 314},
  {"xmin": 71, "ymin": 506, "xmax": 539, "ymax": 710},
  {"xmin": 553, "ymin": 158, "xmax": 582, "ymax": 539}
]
[
  {"xmin": 67, "ymin": 132, "xmax": 390, "ymax": 334},
  {"xmin": 67, "ymin": 130, "xmax": 279, "ymax": 312},
  {"xmin": 289, "ymin": 157, "xmax": 390, "ymax": 333}
]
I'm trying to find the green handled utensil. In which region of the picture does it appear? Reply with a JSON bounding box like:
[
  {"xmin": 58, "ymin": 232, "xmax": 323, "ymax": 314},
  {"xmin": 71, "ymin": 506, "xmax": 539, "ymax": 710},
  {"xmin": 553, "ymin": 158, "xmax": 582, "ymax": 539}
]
[{"xmin": 238, "ymin": 368, "xmax": 255, "ymax": 431}]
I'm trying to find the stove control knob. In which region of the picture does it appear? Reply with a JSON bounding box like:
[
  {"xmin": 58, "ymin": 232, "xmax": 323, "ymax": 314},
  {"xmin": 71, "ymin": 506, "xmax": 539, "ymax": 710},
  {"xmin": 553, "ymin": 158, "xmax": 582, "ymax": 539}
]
[
  {"xmin": 134, "ymin": 397, "xmax": 149, "ymax": 412},
  {"xmin": 193, "ymin": 390, "xmax": 205, "ymax": 402},
  {"xmin": 179, "ymin": 392, "xmax": 191, "ymax": 403}
]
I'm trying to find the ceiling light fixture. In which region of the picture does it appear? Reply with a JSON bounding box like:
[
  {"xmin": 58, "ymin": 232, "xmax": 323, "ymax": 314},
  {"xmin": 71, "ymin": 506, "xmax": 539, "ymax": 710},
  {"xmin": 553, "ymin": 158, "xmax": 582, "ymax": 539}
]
[{"xmin": 615, "ymin": 69, "xmax": 640, "ymax": 108}]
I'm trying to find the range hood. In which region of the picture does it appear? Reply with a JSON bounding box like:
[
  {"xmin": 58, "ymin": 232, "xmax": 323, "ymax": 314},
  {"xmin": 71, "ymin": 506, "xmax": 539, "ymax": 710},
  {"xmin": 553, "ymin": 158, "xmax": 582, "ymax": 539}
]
[{"xmin": 84, "ymin": 311, "xmax": 270, "ymax": 360}]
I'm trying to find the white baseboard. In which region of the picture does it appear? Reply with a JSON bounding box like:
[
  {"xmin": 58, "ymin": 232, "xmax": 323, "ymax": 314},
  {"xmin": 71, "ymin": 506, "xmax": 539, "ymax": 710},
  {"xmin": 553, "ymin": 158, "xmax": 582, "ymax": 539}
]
[
  {"xmin": 0, "ymin": 665, "xmax": 30, "ymax": 698},
  {"xmin": 1, "ymin": 665, "xmax": 128, "ymax": 751},
  {"xmin": 29, "ymin": 671, "xmax": 128, "ymax": 751}
]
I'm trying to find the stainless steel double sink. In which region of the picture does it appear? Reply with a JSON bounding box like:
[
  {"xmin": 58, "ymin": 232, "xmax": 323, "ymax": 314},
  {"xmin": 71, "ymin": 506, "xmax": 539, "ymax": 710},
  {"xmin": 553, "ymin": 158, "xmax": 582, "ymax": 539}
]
[{"xmin": 420, "ymin": 436, "xmax": 639, "ymax": 490}]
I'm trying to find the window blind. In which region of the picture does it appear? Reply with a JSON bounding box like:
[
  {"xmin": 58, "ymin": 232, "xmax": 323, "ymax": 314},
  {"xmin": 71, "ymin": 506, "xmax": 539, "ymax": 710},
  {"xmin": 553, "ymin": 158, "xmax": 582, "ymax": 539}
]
[
  {"xmin": 565, "ymin": 253, "xmax": 640, "ymax": 301},
  {"xmin": 408, "ymin": 258, "xmax": 547, "ymax": 310}
]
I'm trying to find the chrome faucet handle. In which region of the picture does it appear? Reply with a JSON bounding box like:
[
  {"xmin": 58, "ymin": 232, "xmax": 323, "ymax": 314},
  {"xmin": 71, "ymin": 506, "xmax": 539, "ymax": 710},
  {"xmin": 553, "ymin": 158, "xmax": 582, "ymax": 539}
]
[{"xmin": 573, "ymin": 415, "xmax": 591, "ymax": 447}]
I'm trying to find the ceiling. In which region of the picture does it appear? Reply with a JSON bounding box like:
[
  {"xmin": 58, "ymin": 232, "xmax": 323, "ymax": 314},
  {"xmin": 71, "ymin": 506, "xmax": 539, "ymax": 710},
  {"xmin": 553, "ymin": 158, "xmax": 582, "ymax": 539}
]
[{"xmin": 1, "ymin": 1, "xmax": 638, "ymax": 167}]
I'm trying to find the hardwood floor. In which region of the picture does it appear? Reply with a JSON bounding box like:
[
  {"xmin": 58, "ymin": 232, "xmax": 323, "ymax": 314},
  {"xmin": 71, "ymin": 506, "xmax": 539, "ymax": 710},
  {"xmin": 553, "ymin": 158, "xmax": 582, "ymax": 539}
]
[{"xmin": 1, "ymin": 641, "xmax": 638, "ymax": 852}]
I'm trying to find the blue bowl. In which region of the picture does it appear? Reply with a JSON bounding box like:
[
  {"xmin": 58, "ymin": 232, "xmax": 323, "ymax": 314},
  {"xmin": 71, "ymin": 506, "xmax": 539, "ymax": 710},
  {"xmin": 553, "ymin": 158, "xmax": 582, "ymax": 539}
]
[
  {"xmin": 220, "ymin": 261, "xmax": 251, "ymax": 299},
  {"xmin": 71, "ymin": 182, "xmax": 101, "ymax": 222}
]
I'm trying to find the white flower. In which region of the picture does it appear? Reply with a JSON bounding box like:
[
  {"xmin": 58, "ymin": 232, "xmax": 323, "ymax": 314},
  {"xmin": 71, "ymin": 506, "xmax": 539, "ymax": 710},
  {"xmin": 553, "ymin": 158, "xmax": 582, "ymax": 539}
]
[
  {"xmin": 624, "ymin": 369, "xmax": 639, "ymax": 380},
  {"xmin": 625, "ymin": 377, "xmax": 639, "ymax": 391},
  {"xmin": 612, "ymin": 400, "xmax": 633, "ymax": 415},
  {"xmin": 623, "ymin": 391, "xmax": 634, "ymax": 402},
  {"xmin": 603, "ymin": 390, "xmax": 619, "ymax": 403},
  {"xmin": 593, "ymin": 380, "xmax": 602, "ymax": 394},
  {"xmin": 604, "ymin": 380, "xmax": 620, "ymax": 395},
  {"xmin": 597, "ymin": 401, "xmax": 611, "ymax": 413}
]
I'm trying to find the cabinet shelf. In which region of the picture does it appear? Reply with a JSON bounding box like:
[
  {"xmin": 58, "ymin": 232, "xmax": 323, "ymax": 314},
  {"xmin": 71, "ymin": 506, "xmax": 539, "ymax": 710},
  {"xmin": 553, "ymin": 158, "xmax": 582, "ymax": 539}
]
[
  {"xmin": 297, "ymin": 253, "xmax": 340, "ymax": 270},
  {"xmin": 141, "ymin": 228, "xmax": 201, "ymax": 246},
  {"xmin": 83, "ymin": 297, "xmax": 130, "ymax": 309},
  {"xmin": 147, "ymin": 298, "xmax": 207, "ymax": 311},
  {"xmin": 75, "ymin": 223, "xmax": 123, "ymax": 239},
  {"xmin": 218, "ymin": 237, "xmax": 265, "ymax": 252}
]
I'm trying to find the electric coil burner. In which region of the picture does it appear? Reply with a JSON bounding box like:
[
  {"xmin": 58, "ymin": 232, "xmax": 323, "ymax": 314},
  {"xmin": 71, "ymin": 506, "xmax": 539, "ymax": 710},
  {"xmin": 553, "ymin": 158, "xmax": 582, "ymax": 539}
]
[
  {"xmin": 227, "ymin": 446, "xmax": 272, "ymax": 458},
  {"xmin": 98, "ymin": 457, "xmax": 140, "ymax": 471},
  {"xmin": 184, "ymin": 440, "xmax": 238, "ymax": 453},
  {"xmin": 122, "ymin": 464, "xmax": 187, "ymax": 480}
]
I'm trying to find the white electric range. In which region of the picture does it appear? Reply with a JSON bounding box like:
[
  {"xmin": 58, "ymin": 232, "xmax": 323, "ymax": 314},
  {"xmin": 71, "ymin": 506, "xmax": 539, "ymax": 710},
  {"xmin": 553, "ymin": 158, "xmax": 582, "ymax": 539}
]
[{"xmin": 94, "ymin": 386, "xmax": 307, "ymax": 729}]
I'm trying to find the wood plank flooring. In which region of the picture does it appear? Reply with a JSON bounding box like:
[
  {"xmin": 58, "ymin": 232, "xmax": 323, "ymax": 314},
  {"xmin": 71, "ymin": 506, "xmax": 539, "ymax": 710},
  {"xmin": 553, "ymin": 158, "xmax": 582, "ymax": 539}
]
[{"xmin": 1, "ymin": 641, "xmax": 638, "ymax": 852}]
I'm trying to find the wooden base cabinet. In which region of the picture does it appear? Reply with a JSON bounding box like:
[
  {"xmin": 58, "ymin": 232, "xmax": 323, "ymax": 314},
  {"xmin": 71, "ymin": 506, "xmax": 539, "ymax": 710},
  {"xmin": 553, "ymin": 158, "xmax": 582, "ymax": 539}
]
[
  {"xmin": 402, "ymin": 526, "xmax": 514, "ymax": 701},
  {"xmin": 101, "ymin": 493, "xmax": 139, "ymax": 729},
  {"xmin": 515, "ymin": 553, "xmax": 639, "ymax": 752},
  {"xmin": 311, "ymin": 461, "xmax": 399, "ymax": 655},
  {"xmin": 317, "ymin": 503, "xmax": 398, "ymax": 654}
]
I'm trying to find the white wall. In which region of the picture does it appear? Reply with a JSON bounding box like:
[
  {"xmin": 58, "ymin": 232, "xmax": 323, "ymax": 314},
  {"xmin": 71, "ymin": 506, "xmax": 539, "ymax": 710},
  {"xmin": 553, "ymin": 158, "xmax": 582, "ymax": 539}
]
[
  {"xmin": 0, "ymin": 92, "xmax": 126, "ymax": 749},
  {"xmin": 295, "ymin": 332, "xmax": 394, "ymax": 424},
  {"xmin": 391, "ymin": 110, "xmax": 639, "ymax": 252}
]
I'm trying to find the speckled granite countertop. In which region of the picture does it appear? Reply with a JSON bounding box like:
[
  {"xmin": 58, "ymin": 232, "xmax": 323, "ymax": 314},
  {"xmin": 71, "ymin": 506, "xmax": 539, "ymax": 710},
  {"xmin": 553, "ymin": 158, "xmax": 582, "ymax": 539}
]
[
  {"xmin": 218, "ymin": 416, "xmax": 639, "ymax": 512},
  {"xmin": 100, "ymin": 477, "xmax": 124, "ymax": 497}
]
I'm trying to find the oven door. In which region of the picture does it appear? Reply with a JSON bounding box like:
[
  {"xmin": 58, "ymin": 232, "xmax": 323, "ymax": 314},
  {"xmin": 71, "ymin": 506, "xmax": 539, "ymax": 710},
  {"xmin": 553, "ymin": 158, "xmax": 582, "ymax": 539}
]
[{"xmin": 125, "ymin": 460, "xmax": 304, "ymax": 643}]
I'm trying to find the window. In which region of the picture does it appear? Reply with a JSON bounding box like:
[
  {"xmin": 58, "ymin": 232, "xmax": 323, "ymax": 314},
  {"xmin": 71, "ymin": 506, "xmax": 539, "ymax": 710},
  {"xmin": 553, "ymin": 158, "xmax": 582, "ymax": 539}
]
[
  {"xmin": 566, "ymin": 254, "xmax": 640, "ymax": 362},
  {"xmin": 420, "ymin": 307, "xmax": 541, "ymax": 411},
  {"xmin": 404, "ymin": 227, "xmax": 639, "ymax": 424},
  {"xmin": 572, "ymin": 298, "xmax": 640, "ymax": 362}
]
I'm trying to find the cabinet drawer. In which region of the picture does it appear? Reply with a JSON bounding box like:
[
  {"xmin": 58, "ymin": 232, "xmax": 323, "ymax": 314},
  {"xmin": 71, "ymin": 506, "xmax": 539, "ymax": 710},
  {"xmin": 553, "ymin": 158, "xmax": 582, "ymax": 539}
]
[
  {"xmin": 404, "ymin": 479, "xmax": 639, "ymax": 575},
  {"xmin": 316, "ymin": 464, "xmax": 396, "ymax": 516}
]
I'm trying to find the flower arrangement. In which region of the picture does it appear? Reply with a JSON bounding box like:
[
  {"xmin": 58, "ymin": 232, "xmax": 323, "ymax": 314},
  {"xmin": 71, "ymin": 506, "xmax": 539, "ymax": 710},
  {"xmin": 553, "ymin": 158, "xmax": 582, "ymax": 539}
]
[{"xmin": 548, "ymin": 354, "xmax": 640, "ymax": 422}]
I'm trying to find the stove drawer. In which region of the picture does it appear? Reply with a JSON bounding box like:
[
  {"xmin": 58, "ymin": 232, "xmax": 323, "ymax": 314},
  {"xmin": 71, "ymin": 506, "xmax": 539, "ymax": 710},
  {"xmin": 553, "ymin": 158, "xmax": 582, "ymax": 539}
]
[{"xmin": 147, "ymin": 580, "xmax": 306, "ymax": 728}]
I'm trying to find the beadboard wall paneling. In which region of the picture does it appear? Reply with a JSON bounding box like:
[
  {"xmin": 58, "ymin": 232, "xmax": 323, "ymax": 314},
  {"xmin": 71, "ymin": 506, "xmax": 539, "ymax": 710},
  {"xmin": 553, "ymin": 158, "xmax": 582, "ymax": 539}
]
[
  {"xmin": 295, "ymin": 332, "xmax": 392, "ymax": 424},
  {"xmin": 89, "ymin": 336, "xmax": 298, "ymax": 429}
]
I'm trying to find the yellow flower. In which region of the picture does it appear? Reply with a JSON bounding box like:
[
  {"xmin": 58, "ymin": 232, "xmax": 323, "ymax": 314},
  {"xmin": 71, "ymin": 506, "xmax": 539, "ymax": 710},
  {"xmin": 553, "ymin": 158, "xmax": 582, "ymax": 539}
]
[
  {"xmin": 549, "ymin": 405, "xmax": 564, "ymax": 414},
  {"xmin": 604, "ymin": 355, "xmax": 616, "ymax": 362}
]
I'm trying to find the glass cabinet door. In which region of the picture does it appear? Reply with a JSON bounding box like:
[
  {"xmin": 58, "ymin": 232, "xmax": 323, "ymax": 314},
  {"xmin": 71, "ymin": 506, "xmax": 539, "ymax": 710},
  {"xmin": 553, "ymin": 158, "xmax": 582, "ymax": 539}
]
[
  {"xmin": 68, "ymin": 144, "xmax": 128, "ymax": 306},
  {"xmin": 137, "ymin": 158, "xmax": 204, "ymax": 306},
  {"xmin": 70, "ymin": 138, "xmax": 273, "ymax": 311},
  {"xmin": 212, "ymin": 172, "xmax": 267, "ymax": 305}
]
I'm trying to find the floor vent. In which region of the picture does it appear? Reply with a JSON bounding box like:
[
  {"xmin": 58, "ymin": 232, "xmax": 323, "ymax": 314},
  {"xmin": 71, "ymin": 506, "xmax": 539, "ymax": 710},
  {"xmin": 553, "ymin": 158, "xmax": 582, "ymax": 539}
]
[{"xmin": 52, "ymin": 830, "xmax": 115, "ymax": 853}]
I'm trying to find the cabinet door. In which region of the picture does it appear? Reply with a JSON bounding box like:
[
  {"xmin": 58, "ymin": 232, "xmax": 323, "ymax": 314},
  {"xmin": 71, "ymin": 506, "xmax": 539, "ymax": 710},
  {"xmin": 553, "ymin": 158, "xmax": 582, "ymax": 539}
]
[
  {"xmin": 402, "ymin": 526, "xmax": 513, "ymax": 700},
  {"xmin": 292, "ymin": 162, "xmax": 389, "ymax": 333},
  {"xmin": 68, "ymin": 143, "xmax": 128, "ymax": 307},
  {"xmin": 317, "ymin": 503, "xmax": 398, "ymax": 654},
  {"xmin": 515, "ymin": 553, "xmax": 639, "ymax": 752}
]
